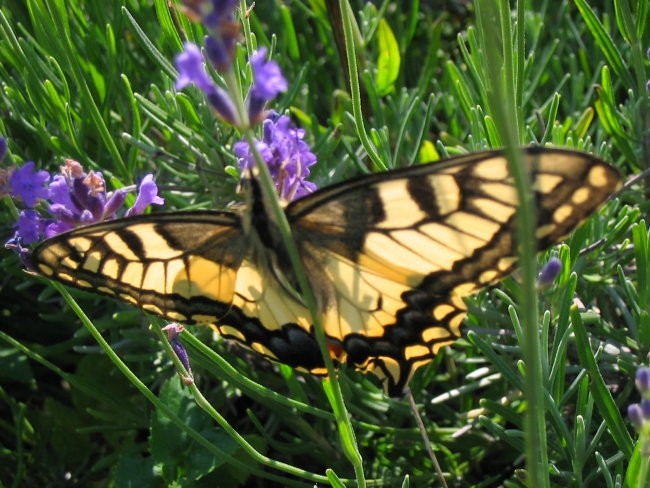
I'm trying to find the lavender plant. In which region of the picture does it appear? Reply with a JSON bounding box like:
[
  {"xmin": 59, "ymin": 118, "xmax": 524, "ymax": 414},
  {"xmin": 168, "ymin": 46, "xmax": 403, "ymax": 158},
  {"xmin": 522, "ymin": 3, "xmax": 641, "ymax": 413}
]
[{"xmin": 0, "ymin": 0, "xmax": 646, "ymax": 486}]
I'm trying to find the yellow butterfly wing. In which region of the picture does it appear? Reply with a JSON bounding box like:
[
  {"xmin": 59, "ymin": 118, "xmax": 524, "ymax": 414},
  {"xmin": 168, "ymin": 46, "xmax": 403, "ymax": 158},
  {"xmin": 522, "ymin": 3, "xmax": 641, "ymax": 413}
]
[
  {"xmin": 287, "ymin": 148, "xmax": 622, "ymax": 393},
  {"xmin": 33, "ymin": 212, "xmax": 245, "ymax": 322}
]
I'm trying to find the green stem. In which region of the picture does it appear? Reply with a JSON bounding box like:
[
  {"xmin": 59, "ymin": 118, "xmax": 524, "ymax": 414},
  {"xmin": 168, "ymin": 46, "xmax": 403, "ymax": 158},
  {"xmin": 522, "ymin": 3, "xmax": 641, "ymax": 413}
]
[
  {"xmin": 339, "ymin": 0, "xmax": 386, "ymax": 171},
  {"xmin": 476, "ymin": 0, "xmax": 549, "ymax": 486},
  {"xmin": 226, "ymin": 5, "xmax": 367, "ymax": 485},
  {"xmin": 180, "ymin": 328, "xmax": 335, "ymax": 419},
  {"xmin": 152, "ymin": 324, "xmax": 336, "ymax": 485}
]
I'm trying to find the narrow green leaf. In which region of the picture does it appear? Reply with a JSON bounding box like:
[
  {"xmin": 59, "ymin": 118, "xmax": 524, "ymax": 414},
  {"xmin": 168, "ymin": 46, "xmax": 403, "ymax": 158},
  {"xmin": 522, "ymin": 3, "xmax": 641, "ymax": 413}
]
[
  {"xmin": 326, "ymin": 469, "xmax": 346, "ymax": 488},
  {"xmin": 574, "ymin": 107, "xmax": 594, "ymax": 139},
  {"xmin": 570, "ymin": 307, "xmax": 634, "ymax": 457},
  {"xmin": 279, "ymin": 4, "xmax": 300, "ymax": 60},
  {"xmin": 574, "ymin": 0, "xmax": 635, "ymax": 88}
]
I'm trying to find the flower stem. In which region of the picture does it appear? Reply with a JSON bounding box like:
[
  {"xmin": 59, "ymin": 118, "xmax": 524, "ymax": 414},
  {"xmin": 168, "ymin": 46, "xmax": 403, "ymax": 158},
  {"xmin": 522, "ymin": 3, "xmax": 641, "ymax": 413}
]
[
  {"xmin": 339, "ymin": 0, "xmax": 386, "ymax": 171},
  {"xmin": 476, "ymin": 0, "xmax": 549, "ymax": 486}
]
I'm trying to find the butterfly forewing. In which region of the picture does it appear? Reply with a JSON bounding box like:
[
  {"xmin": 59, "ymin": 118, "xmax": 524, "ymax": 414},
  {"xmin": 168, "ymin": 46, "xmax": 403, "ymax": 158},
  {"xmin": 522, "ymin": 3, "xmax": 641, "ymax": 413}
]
[
  {"xmin": 31, "ymin": 147, "xmax": 621, "ymax": 396},
  {"xmin": 33, "ymin": 211, "xmax": 247, "ymax": 323}
]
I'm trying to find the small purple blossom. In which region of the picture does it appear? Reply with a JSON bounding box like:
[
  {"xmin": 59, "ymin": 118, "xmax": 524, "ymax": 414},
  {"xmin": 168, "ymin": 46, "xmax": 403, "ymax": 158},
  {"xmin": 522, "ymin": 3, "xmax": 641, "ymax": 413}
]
[
  {"xmin": 126, "ymin": 174, "xmax": 165, "ymax": 217},
  {"xmin": 175, "ymin": 43, "xmax": 217, "ymax": 93},
  {"xmin": 235, "ymin": 113, "xmax": 317, "ymax": 201},
  {"xmin": 629, "ymin": 403, "xmax": 644, "ymax": 430},
  {"xmin": 163, "ymin": 323, "xmax": 193, "ymax": 382},
  {"xmin": 49, "ymin": 174, "xmax": 76, "ymax": 208},
  {"xmin": 637, "ymin": 367, "xmax": 650, "ymax": 394},
  {"xmin": 16, "ymin": 210, "xmax": 44, "ymax": 245},
  {"xmin": 174, "ymin": 42, "xmax": 238, "ymax": 124},
  {"xmin": 247, "ymin": 48, "xmax": 288, "ymax": 123},
  {"xmin": 9, "ymin": 161, "xmax": 50, "ymax": 207},
  {"xmin": 250, "ymin": 48, "xmax": 288, "ymax": 100},
  {"xmin": 629, "ymin": 366, "xmax": 650, "ymax": 432},
  {"xmin": 537, "ymin": 257, "xmax": 562, "ymax": 288}
]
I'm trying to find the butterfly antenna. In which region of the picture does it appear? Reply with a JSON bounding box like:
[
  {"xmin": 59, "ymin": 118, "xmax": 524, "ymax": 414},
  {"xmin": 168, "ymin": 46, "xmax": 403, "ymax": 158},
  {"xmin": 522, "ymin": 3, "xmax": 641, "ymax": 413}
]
[
  {"xmin": 405, "ymin": 386, "xmax": 449, "ymax": 488},
  {"xmin": 618, "ymin": 165, "xmax": 650, "ymax": 195}
]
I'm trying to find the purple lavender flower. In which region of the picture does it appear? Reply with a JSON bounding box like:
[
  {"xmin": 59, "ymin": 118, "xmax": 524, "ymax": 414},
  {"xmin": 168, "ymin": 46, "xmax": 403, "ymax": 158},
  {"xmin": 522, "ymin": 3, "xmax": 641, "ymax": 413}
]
[
  {"xmin": 9, "ymin": 161, "xmax": 50, "ymax": 207},
  {"xmin": 174, "ymin": 42, "xmax": 238, "ymax": 125},
  {"xmin": 250, "ymin": 48, "xmax": 288, "ymax": 100},
  {"xmin": 537, "ymin": 257, "xmax": 562, "ymax": 288},
  {"xmin": 247, "ymin": 47, "xmax": 288, "ymax": 124},
  {"xmin": 175, "ymin": 43, "xmax": 217, "ymax": 93},
  {"xmin": 5, "ymin": 159, "xmax": 164, "ymax": 255},
  {"xmin": 629, "ymin": 366, "xmax": 650, "ymax": 432},
  {"xmin": 629, "ymin": 403, "xmax": 644, "ymax": 430},
  {"xmin": 16, "ymin": 210, "xmax": 44, "ymax": 245},
  {"xmin": 126, "ymin": 174, "xmax": 165, "ymax": 217},
  {"xmin": 637, "ymin": 367, "xmax": 650, "ymax": 394},
  {"xmin": 162, "ymin": 323, "xmax": 193, "ymax": 381},
  {"xmin": 180, "ymin": 0, "xmax": 239, "ymax": 69},
  {"xmin": 235, "ymin": 113, "xmax": 317, "ymax": 201}
]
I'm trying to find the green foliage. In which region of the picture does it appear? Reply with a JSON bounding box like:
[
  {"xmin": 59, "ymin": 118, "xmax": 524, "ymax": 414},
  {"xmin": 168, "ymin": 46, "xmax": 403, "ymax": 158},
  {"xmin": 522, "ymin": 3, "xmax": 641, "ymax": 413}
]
[{"xmin": 1, "ymin": 0, "xmax": 649, "ymax": 486}]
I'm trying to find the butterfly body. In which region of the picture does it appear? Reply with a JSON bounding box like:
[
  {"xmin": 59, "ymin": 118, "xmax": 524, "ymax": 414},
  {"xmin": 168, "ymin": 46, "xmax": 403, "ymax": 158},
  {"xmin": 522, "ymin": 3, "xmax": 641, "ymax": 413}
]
[{"xmin": 32, "ymin": 148, "xmax": 621, "ymax": 395}]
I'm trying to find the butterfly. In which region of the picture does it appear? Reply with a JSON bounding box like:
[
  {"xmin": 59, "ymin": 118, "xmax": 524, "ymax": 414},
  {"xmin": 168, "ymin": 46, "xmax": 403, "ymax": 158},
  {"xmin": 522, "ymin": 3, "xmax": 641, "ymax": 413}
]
[{"xmin": 31, "ymin": 147, "xmax": 621, "ymax": 395}]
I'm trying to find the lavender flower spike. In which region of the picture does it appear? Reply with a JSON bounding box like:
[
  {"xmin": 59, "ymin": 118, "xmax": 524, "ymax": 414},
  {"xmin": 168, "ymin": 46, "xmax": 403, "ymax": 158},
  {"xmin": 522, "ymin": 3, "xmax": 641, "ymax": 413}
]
[
  {"xmin": 235, "ymin": 113, "xmax": 317, "ymax": 201},
  {"xmin": 181, "ymin": 0, "xmax": 239, "ymax": 70}
]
